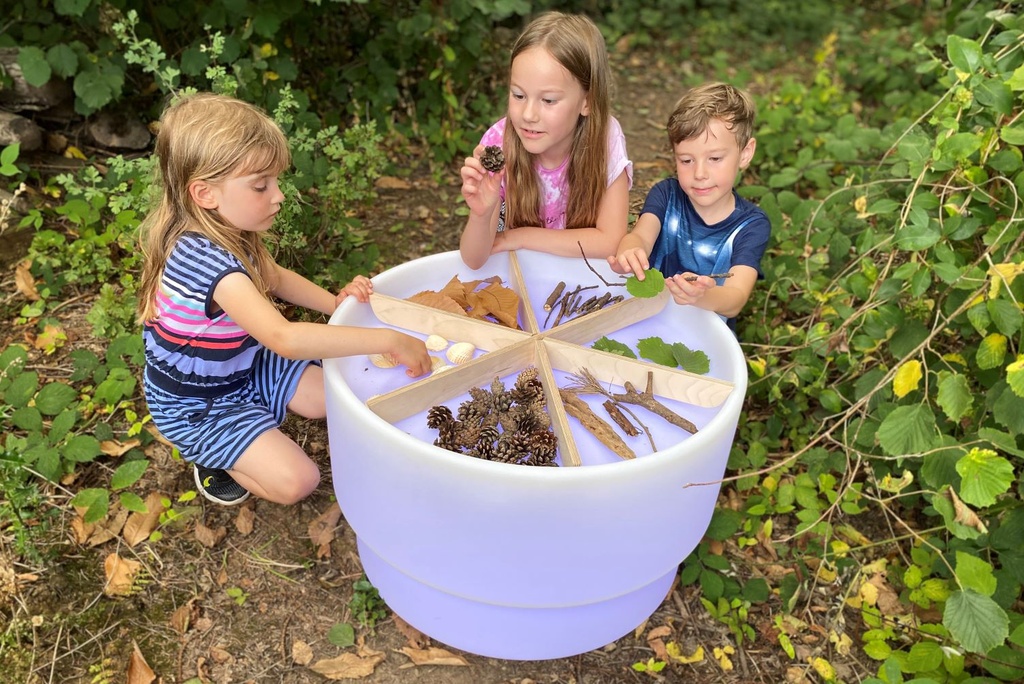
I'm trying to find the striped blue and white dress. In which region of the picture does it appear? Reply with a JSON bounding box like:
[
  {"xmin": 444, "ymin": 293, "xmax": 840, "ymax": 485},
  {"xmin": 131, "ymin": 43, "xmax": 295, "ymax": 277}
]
[{"xmin": 142, "ymin": 233, "xmax": 312, "ymax": 469}]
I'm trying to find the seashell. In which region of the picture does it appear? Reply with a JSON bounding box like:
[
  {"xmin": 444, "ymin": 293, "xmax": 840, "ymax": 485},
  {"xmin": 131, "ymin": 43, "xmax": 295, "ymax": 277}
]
[
  {"xmin": 446, "ymin": 342, "xmax": 476, "ymax": 365},
  {"xmin": 369, "ymin": 353, "xmax": 399, "ymax": 368},
  {"xmin": 430, "ymin": 355, "xmax": 447, "ymax": 370},
  {"xmin": 431, "ymin": 364, "xmax": 453, "ymax": 376},
  {"xmin": 425, "ymin": 334, "xmax": 449, "ymax": 351}
]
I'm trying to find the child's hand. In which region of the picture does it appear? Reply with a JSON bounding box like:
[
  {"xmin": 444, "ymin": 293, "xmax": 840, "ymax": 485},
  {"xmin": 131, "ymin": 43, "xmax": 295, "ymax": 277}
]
[
  {"xmin": 665, "ymin": 273, "xmax": 715, "ymax": 306},
  {"xmin": 389, "ymin": 332, "xmax": 432, "ymax": 378},
  {"xmin": 460, "ymin": 145, "xmax": 504, "ymax": 217},
  {"xmin": 335, "ymin": 275, "xmax": 373, "ymax": 307},
  {"xmin": 606, "ymin": 248, "xmax": 650, "ymax": 278}
]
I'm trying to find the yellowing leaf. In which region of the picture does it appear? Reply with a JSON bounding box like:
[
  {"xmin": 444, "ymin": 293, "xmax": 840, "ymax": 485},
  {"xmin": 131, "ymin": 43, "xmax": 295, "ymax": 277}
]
[
  {"xmin": 892, "ymin": 360, "xmax": 923, "ymax": 398},
  {"xmin": 748, "ymin": 356, "xmax": 766, "ymax": 377},
  {"xmin": 666, "ymin": 642, "xmax": 704, "ymax": 664},
  {"xmin": 854, "ymin": 195, "xmax": 868, "ymax": 218},
  {"xmin": 811, "ymin": 656, "xmax": 837, "ymax": 682},
  {"xmin": 829, "ymin": 631, "xmax": 853, "ymax": 656},
  {"xmin": 987, "ymin": 262, "xmax": 1024, "ymax": 299},
  {"xmin": 64, "ymin": 145, "xmax": 87, "ymax": 160},
  {"xmin": 713, "ymin": 645, "xmax": 734, "ymax": 671},
  {"xmin": 879, "ymin": 469, "xmax": 914, "ymax": 493},
  {"xmin": 1007, "ymin": 354, "xmax": 1024, "ymax": 398}
]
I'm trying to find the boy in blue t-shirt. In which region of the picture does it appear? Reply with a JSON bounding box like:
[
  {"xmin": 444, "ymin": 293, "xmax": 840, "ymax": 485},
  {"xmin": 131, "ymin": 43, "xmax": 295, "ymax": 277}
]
[{"xmin": 608, "ymin": 82, "xmax": 770, "ymax": 325}]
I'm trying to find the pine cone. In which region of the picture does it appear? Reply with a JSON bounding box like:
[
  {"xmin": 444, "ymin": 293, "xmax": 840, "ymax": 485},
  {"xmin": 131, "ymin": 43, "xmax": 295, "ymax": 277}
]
[{"xmin": 426, "ymin": 404, "xmax": 454, "ymax": 429}]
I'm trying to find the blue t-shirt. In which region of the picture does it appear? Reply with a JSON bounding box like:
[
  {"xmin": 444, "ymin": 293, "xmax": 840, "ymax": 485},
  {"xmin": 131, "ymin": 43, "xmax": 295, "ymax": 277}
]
[{"xmin": 642, "ymin": 178, "xmax": 770, "ymax": 281}]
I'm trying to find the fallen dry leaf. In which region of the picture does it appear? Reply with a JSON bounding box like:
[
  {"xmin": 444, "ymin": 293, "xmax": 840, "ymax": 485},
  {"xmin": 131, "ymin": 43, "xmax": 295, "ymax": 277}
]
[
  {"xmin": 308, "ymin": 501, "xmax": 342, "ymax": 558},
  {"xmin": 86, "ymin": 506, "xmax": 130, "ymax": 547},
  {"xmin": 398, "ymin": 646, "xmax": 469, "ymax": 667},
  {"xmin": 144, "ymin": 423, "xmax": 175, "ymax": 448},
  {"xmin": 208, "ymin": 645, "xmax": 233, "ymax": 664},
  {"xmin": 103, "ymin": 553, "xmax": 142, "ymax": 597},
  {"xmin": 309, "ymin": 652, "xmax": 385, "ymax": 679},
  {"xmin": 123, "ymin": 492, "xmax": 167, "ymax": 546},
  {"xmin": 374, "ymin": 176, "xmax": 412, "ymax": 190},
  {"xmin": 393, "ymin": 615, "xmax": 430, "ymax": 649},
  {"xmin": 407, "ymin": 291, "xmax": 466, "ymax": 316},
  {"xmin": 170, "ymin": 599, "xmax": 196, "ymax": 635},
  {"xmin": 101, "ymin": 438, "xmax": 141, "ymax": 457},
  {"xmin": 235, "ymin": 505, "xmax": 255, "ymax": 536},
  {"xmin": 194, "ymin": 522, "xmax": 226, "ymax": 548},
  {"xmin": 291, "ymin": 639, "xmax": 314, "ymax": 666},
  {"xmin": 648, "ymin": 637, "xmax": 669, "ymax": 661},
  {"xmin": 15, "ymin": 259, "xmax": 39, "ymax": 301},
  {"xmin": 127, "ymin": 640, "xmax": 157, "ymax": 684},
  {"xmin": 33, "ymin": 324, "xmax": 67, "ymax": 353}
]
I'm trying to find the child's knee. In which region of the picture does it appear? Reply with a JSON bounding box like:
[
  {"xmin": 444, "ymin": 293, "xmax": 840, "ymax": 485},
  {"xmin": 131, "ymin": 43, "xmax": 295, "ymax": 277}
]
[{"xmin": 277, "ymin": 460, "xmax": 320, "ymax": 504}]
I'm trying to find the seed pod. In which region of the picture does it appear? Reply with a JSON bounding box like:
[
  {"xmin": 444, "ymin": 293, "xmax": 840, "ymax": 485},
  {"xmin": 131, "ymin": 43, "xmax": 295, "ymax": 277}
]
[{"xmin": 480, "ymin": 145, "xmax": 505, "ymax": 172}]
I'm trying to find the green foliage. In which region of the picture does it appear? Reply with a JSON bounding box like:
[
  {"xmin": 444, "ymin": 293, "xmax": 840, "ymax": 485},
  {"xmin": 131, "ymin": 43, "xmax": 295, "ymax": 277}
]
[
  {"xmin": 349, "ymin": 577, "xmax": 388, "ymax": 630},
  {"xmin": 624, "ymin": 269, "xmax": 665, "ymax": 298}
]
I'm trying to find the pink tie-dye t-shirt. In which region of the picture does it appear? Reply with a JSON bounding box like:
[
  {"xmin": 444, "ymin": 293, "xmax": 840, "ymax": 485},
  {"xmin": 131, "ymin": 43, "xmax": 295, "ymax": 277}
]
[{"xmin": 479, "ymin": 116, "xmax": 633, "ymax": 230}]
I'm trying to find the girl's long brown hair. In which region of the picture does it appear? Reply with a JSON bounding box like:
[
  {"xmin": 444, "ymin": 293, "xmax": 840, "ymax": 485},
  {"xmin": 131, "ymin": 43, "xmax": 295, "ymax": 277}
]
[
  {"xmin": 136, "ymin": 92, "xmax": 290, "ymax": 323},
  {"xmin": 502, "ymin": 12, "xmax": 612, "ymax": 231}
]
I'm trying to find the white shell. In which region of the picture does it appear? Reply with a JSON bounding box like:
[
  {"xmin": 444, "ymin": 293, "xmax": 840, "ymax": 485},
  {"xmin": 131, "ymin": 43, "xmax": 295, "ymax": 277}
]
[
  {"xmin": 430, "ymin": 355, "xmax": 447, "ymax": 370},
  {"xmin": 431, "ymin": 364, "xmax": 453, "ymax": 376},
  {"xmin": 425, "ymin": 334, "xmax": 449, "ymax": 351},
  {"xmin": 446, "ymin": 342, "xmax": 476, "ymax": 365},
  {"xmin": 369, "ymin": 353, "xmax": 399, "ymax": 368}
]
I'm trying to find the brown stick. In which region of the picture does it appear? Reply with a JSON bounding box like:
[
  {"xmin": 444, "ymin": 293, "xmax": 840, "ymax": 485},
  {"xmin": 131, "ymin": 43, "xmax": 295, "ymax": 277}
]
[
  {"xmin": 544, "ymin": 281, "xmax": 566, "ymax": 311},
  {"xmin": 578, "ymin": 241, "xmax": 626, "ymax": 287},
  {"xmin": 613, "ymin": 373, "xmax": 698, "ymax": 434},
  {"xmin": 559, "ymin": 390, "xmax": 636, "ymax": 460},
  {"xmin": 603, "ymin": 400, "xmax": 639, "ymax": 436},
  {"xmin": 682, "ymin": 272, "xmax": 733, "ymax": 282}
]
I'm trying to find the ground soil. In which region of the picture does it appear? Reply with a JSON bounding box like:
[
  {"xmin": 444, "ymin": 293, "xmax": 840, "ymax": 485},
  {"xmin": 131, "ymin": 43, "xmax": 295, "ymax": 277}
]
[{"xmin": 2, "ymin": 49, "xmax": 879, "ymax": 684}]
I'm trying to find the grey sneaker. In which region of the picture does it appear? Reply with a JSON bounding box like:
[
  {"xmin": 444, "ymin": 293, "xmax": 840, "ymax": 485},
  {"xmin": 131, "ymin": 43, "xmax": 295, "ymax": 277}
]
[{"xmin": 193, "ymin": 464, "xmax": 250, "ymax": 506}]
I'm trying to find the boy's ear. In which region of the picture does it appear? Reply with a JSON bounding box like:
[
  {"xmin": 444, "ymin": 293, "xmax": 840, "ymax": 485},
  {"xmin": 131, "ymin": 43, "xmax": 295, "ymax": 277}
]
[
  {"xmin": 189, "ymin": 180, "xmax": 219, "ymax": 210},
  {"xmin": 739, "ymin": 138, "xmax": 757, "ymax": 169}
]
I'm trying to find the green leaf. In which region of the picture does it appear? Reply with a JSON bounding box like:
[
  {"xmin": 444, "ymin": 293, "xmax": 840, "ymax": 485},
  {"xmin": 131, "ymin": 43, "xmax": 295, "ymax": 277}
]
[
  {"xmin": 943, "ymin": 589, "xmax": 1009, "ymax": 654},
  {"xmin": 947, "ymin": 35, "xmax": 983, "ymax": 75},
  {"xmin": 35, "ymin": 381, "xmax": 78, "ymax": 415},
  {"xmin": 47, "ymin": 408, "xmax": 78, "ymax": 445},
  {"xmin": 1009, "ymin": 64, "xmax": 1024, "ymax": 91},
  {"xmin": 937, "ymin": 372, "xmax": 973, "ymax": 422},
  {"xmin": 955, "ymin": 448, "xmax": 1014, "ymax": 507},
  {"xmin": 327, "ymin": 622, "xmax": 355, "ymax": 648},
  {"xmin": 976, "ymin": 333, "xmax": 1007, "ymax": 370},
  {"xmin": 73, "ymin": 68, "xmax": 119, "ymax": 112},
  {"xmin": 895, "ymin": 220, "xmax": 942, "ymax": 251},
  {"xmin": 119, "ymin": 491, "xmax": 149, "ymax": 514},
  {"xmin": 988, "ymin": 299, "xmax": 1022, "ymax": 337},
  {"xmin": 905, "ymin": 640, "xmax": 944, "ymax": 673},
  {"xmin": 70, "ymin": 488, "xmax": 110, "ymax": 524},
  {"xmin": 699, "ymin": 568, "xmax": 724, "ymax": 601},
  {"xmin": 94, "ymin": 367, "xmax": 137, "ymax": 406},
  {"xmin": 5, "ymin": 370, "xmax": 39, "ymax": 408},
  {"xmin": 955, "ymin": 551, "xmax": 997, "ymax": 597},
  {"xmin": 11, "ymin": 406, "xmax": 42, "ymax": 431},
  {"xmin": 111, "ymin": 459, "xmax": 149, "ymax": 490},
  {"xmin": 625, "ymin": 269, "xmax": 665, "ymax": 298},
  {"xmin": 741, "ymin": 577, "xmax": 770, "ymax": 603},
  {"xmin": 55, "ymin": 0, "xmax": 91, "ymax": 16},
  {"xmin": 64, "ymin": 434, "xmax": 102, "ymax": 463},
  {"xmin": 1008, "ymin": 355, "xmax": 1024, "ymax": 398},
  {"xmin": 46, "ymin": 44, "xmax": 79, "ymax": 79},
  {"xmin": 999, "ymin": 125, "xmax": 1024, "ymax": 146},
  {"xmin": 704, "ymin": 508, "xmax": 743, "ymax": 541},
  {"xmin": 862, "ymin": 640, "xmax": 891, "ymax": 660},
  {"xmin": 637, "ymin": 337, "xmax": 676, "ymax": 366},
  {"xmin": 877, "ymin": 404, "xmax": 937, "ymax": 456},
  {"xmin": 671, "ymin": 342, "xmax": 710, "ymax": 374},
  {"xmin": 592, "ymin": 336, "xmax": 636, "ymax": 358},
  {"xmin": 17, "ymin": 47, "xmax": 51, "ymax": 87}
]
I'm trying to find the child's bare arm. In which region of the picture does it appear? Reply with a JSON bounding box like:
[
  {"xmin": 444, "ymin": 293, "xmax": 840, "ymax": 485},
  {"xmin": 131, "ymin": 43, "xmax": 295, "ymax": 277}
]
[
  {"xmin": 665, "ymin": 265, "xmax": 757, "ymax": 318},
  {"xmin": 495, "ymin": 171, "xmax": 631, "ymax": 259},
  {"xmin": 215, "ymin": 272, "xmax": 431, "ymax": 376},
  {"xmin": 459, "ymin": 146, "xmax": 505, "ymax": 269},
  {"xmin": 607, "ymin": 213, "xmax": 661, "ymax": 278}
]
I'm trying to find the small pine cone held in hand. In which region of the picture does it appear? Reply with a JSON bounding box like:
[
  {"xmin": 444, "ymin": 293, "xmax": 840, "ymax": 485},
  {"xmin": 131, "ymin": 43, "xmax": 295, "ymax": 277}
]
[{"xmin": 481, "ymin": 145, "xmax": 505, "ymax": 173}]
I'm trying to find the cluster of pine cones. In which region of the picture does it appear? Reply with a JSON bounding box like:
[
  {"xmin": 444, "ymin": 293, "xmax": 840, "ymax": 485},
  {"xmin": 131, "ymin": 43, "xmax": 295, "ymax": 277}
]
[{"xmin": 426, "ymin": 367, "xmax": 558, "ymax": 466}]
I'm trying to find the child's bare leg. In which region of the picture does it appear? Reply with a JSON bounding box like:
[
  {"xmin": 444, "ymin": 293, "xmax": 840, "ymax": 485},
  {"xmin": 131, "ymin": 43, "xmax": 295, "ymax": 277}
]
[
  {"xmin": 287, "ymin": 365, "xmax": 326, "ymax": 419},
  {"xmin": 229, "ymin": 429, "xmax": 320, "ymax": 504}
]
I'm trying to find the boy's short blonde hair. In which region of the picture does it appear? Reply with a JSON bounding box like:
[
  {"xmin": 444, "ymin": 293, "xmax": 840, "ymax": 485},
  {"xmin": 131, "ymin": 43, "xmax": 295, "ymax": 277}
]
[{"xmin": 667, "ymin": 82, "xmax": 756, "ymax": 149}]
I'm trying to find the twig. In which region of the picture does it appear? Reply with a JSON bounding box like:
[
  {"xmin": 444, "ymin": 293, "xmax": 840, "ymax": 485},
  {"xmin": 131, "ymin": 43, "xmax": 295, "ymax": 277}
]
[
  {"xmin": 681, "ymin": 272, "xmax": 733, "ymax": 282},
  {"xmin": 566, "ymin": 368, "xmax": 698, "ymax": 434},
  {"xmin": 577, "ymin": 240, "xmax": 625, "ymax": 287},
  {"xmin": 559, "ymin": 389, "xmax": 636, "ymax": 460},
  {"xmin": 544, "ymin": 281, "xmax": 565, "ymax": 311},
  {"xmin": 603, "ymin": 399, "xmax": 639, "ymax": 436}
]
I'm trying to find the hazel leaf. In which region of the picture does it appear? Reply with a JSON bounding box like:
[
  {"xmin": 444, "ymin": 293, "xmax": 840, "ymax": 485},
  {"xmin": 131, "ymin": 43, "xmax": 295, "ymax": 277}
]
[{"xmin": 625, "ymin": 269, "xmax": 665, "ymax": 298}]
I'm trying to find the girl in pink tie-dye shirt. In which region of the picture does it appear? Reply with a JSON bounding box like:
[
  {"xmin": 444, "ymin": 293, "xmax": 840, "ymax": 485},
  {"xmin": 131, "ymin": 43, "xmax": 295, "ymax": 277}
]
[{"xmin": 459, "ymin": 12, "xmax": 633, "ymax": 270}]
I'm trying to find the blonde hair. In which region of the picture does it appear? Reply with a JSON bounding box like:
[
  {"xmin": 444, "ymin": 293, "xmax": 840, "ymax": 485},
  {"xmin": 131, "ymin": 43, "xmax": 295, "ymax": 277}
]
[
  {"xmin": 502, "ymin": 12, "xmax": 612, "ymax": 231},
  {"xmin": 136, "ymin": 92, "xmax": 291, "ymax": 323},
  {"xmin": 667, "ymin": 82, "xmax": 756, "ymax": 149}
]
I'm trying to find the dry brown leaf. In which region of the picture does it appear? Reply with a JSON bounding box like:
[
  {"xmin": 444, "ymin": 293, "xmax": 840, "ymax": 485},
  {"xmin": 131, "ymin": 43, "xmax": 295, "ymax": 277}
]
[
  {"xmin": 70, "ymin": 516, "xmax": 94, "ymax": 544},
  {"xmin": 34, "ymin": 324, "xmax": 67, "ymax": 352},
  {"xmin": 15, "ymin": 259, "xmax": 39, "ymax": 301},
  {"xmin": 123, "ymin": 492, "xmax": 167, "ymax": 547},
  {"xmin": 393, "ymin": 615, "xmax": 430, "ymax": 649},
  {"xmin": 309, "ymin": 652, "xmax": 385, "ymax": 679},
  {"xmin": 398, "ymin": 646, "xmax": 469, "ymax": 667},
  {"xmin": 647, "ymin": 625, "xmax": 672, "ymax": 640},
  {"xmin": 407, "ymin": 291, "xmax": 466, "ymax": 316},
  {"xmin": 87, "ymin": 507, "xmax": 130, "ymax": 547},
  {"xmin": 208, "ymin": 645, "xmax": 233, "ymax": 664},
  {"xmin": 374, "ymin": 176, "xmax": 412, "ymax": 190},
  {"xmin": 308, "ymin": 501, "xmax": 342, "ymax": 548},
  {"xmin": 101, "ymin": 438, "xmax": 141, "ymax": 457},
  {"xmin": 170, "ymin": 599, "xmax": 196, "ymax": 635},
  {"xmin": 234, "ymin": 505, "xmax": 255, "ymax": 536},
  {"xmin": 194, "ymin": 522, "xmax": 226, "ymax": 548},
  {"xmin": 291, "ymin": 639, "xmax": 314, "ymax": 666},
  {"xmin": 867, "ymin": 572, "xmax": 903, "ymax": 616},
  {"xmin": 648, "ymin": 637, "xmax": 669, "ymax": 662},
  {"xmin": 103, "ymin": 553, "xmax": 142, "ymax": 597},
  {"xmin": 144, "ymin": 423, "xmax": 175, "ymax": 448},
  {"xmin": 947, "ymin": 487, "xmax": 988, "ymax": 534},
  {"xmin": 127, "ymin": 640, "xmax": 157, "ymax": 684},
  {"xmin": 467, "ymin": 281, "xmax": 519, "ymax": 328}
]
